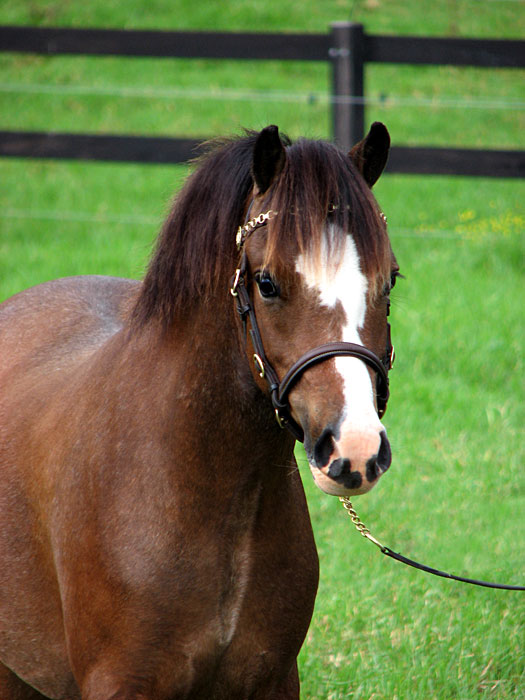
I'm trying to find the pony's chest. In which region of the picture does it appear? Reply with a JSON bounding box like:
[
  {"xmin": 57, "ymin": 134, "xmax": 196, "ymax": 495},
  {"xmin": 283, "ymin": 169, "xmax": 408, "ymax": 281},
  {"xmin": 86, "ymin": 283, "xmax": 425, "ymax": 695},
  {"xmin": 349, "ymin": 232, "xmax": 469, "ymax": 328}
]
[
  {"xmin": 211, "ymin": 544, "xmax": 317, "ymax": 693},
  {"xmin": 174, "ymin": 524, "xmax": 317, "ymax": 696}
]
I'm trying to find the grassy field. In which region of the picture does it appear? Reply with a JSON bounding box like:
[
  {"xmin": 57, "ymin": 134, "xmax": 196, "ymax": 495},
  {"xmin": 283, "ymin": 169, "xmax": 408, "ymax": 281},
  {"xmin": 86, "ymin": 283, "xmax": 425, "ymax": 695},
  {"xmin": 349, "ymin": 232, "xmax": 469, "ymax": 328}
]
[{"xmin": 1, "ymin": 1, "xmax": 524, "ymax": 698}]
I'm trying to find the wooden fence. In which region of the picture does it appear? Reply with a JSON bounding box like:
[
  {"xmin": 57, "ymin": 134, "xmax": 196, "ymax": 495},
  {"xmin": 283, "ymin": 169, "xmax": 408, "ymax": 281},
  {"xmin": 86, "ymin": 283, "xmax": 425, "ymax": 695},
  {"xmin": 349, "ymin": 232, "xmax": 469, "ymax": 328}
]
[{"xmin": 1, "ymin": 23, "xmax": 524, "ymax": 177}]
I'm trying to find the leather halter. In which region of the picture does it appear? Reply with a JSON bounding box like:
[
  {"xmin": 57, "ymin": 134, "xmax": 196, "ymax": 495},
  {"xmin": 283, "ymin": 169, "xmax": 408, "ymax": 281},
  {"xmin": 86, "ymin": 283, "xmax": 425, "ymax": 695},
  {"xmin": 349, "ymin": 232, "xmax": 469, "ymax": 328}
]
[{"xmin": 231, "ymin": 209, "xmax": 394, "ymax": 443}]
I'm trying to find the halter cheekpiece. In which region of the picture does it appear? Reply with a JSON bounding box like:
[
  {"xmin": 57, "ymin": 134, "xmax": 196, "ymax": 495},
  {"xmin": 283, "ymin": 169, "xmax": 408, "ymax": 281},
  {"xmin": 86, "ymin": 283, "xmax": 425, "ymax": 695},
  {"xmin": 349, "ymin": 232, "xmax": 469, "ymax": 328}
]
[{"xmin": 231, "ymin": 208, "xmax": 394, "ymax": 442}]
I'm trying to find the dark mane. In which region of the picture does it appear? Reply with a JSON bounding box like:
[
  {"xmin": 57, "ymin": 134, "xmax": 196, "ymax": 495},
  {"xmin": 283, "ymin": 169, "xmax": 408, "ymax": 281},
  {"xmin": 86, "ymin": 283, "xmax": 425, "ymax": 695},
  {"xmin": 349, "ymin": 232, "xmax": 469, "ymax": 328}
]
[
  {"xmin": 133, "ymin": 131, "xmax": 390, "ymax": 328},
  {"xmin": 133, "ymin": 132, "xmax": 259, "ymax": 328}
]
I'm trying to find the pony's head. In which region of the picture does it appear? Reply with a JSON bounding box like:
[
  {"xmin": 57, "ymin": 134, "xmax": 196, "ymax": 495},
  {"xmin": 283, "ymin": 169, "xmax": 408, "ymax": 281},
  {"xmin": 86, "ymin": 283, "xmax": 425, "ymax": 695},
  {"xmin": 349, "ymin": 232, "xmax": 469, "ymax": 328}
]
[
  {"xmin": 240, "ymin": 123, "xmax": 397, "ymax": 496},
  {"xmin": 134, "ymin": 123, "xmax": 398, "ymax": 497}
]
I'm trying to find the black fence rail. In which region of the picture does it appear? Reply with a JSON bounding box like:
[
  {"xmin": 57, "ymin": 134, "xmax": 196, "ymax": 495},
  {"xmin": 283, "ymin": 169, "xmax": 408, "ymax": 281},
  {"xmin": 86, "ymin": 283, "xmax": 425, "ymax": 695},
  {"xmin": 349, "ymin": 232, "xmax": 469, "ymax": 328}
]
[{"xmin": 1, "ymin": 23, "xmax": 524, "ymax": 177}]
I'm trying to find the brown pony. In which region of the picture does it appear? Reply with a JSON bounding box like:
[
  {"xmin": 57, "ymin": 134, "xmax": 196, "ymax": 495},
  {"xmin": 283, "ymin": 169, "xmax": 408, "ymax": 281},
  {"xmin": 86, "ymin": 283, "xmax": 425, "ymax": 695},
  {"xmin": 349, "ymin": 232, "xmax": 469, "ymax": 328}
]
[{"xmin": 0, "ymin": 123, "xmax": 397, "ymax": 699}]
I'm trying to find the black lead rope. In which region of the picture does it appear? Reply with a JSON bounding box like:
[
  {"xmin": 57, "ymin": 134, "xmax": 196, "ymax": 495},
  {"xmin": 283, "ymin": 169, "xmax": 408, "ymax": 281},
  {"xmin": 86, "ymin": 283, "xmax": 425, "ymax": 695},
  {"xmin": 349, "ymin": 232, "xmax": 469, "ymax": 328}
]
[
  {"xmin": 340, "ymin": 497, "xmax": 525, "ymax": 591},
  {"xmin": 381, "ymin": 547, "xmax": 525, "ymax": 590}
]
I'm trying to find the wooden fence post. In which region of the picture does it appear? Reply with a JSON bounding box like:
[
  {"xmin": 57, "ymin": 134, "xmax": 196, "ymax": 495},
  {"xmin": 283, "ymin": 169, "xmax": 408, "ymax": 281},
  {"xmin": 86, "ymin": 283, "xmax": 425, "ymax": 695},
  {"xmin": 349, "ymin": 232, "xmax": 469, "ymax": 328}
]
[{"xmin": 330, "ymin": 22, "xmax": 365, "ymax": 151}]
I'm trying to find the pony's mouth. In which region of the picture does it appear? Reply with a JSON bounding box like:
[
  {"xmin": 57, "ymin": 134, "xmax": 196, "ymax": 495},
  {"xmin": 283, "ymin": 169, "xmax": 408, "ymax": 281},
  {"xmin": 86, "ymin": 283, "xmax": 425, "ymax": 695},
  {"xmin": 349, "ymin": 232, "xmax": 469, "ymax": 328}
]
[
  {"xmin": 307, "ymin": 430, "xmax": 391, "ymax": 497},
  {"xmin": 309, "ymin": 462, "xmax": 380, "ymax": 496}
]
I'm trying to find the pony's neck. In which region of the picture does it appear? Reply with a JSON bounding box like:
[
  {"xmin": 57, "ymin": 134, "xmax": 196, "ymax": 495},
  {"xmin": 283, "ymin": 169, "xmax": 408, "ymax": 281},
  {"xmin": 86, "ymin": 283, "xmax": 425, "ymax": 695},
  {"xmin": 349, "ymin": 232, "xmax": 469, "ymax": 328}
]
[{"xmin": 130, "ymin": 297, "xmax": 294, "ymax": 488}]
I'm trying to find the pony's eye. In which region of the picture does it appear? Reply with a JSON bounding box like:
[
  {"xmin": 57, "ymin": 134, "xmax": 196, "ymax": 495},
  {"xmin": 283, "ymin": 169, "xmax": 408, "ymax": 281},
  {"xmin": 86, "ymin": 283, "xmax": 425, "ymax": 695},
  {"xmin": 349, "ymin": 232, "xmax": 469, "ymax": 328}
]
[
  {"xmin": 390, "ymin": 270, "xmax": 402, "ymax": 290},
  {"xmin": 383, "ymin": 271, "xmax": 401, "ymax": 299},
  {"xmin": 255, "ymin": 272, "xmax": 279, "ymax": 298}
]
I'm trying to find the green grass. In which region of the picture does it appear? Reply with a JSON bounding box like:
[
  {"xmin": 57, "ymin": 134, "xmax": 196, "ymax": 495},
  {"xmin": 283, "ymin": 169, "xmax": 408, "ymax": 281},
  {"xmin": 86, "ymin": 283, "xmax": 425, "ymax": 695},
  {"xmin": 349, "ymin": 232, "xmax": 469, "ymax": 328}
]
[
  {"xmin": 0, "ymin": 0, "xmax": 523, "ymax": 36},
  {"xmin": 1, "ymin": 1, "xmax": 524, "ymax": 698}
]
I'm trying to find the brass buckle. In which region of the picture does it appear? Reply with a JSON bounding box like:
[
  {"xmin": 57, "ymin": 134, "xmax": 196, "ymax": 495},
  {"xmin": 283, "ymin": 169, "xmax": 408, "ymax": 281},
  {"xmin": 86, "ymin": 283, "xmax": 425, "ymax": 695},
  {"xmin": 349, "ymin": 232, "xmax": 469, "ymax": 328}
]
[
  {"xmin": 230, "ymin": 268, "xmax": 241, "ymax": 297},
  {"xmin": 389, "ymin": 345, "xmax": 395, "ymax": 369},
  {"xmin": 253, "ymin": 353, "xmax": 265, "ymax": 379},
  {"xmin": 235, "ymin": 227, "xmax": 244, "ymax": 250},
  {"xmin": 274, "ymin": 409, "xmax": 285, "ymax": 429}
]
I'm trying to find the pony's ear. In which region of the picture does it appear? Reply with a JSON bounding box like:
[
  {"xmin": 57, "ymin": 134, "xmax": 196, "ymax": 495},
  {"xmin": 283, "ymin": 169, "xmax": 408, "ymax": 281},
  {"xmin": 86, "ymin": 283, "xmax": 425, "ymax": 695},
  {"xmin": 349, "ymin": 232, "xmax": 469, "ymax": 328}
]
[
  {"xmin": 349, "ymin": 122, "xmax": 390, "ymax": 187},
  {"xmin": 252, "ymin": 125, "xmax": 286, "ymax": 194}
]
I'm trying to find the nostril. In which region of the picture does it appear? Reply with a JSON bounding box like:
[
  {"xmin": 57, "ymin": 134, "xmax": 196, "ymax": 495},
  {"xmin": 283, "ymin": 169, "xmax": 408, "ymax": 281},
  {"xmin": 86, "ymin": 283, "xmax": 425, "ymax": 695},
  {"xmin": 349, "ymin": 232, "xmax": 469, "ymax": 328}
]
[
  {"xmin": 328, "ymin": 458, "xmax": 362, "ymax": 489},
  {"xmin": 377, "ymin": 430, "xmax": 392, "ymax": 473},
  {"xmin": 366, "ymin": 430, "xmax": 392, "ymax": 482},
  {"xmin": 327, "ymin": 457, "xmax": 351, "ymax": 479},
  {"xmin": 313, "ymin": 428, "xmax": 335, "ymax": 468}
]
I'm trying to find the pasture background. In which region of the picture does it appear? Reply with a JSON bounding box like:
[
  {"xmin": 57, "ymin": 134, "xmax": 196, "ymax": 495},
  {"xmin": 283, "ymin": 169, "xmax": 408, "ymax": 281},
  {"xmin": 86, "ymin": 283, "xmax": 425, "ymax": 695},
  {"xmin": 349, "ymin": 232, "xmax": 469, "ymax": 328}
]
[{"xmin": 0, "ymin": 1, "xmax": 524, "ymax": 698}]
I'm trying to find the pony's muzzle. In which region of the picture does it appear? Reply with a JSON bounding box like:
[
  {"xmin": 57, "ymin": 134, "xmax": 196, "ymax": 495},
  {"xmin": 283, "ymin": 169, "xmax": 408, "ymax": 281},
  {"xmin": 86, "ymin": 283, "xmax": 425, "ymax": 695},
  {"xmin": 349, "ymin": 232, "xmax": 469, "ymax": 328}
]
[{"xmin": 310, "ymin": 427, "xmax": 391, "ymax": 496}]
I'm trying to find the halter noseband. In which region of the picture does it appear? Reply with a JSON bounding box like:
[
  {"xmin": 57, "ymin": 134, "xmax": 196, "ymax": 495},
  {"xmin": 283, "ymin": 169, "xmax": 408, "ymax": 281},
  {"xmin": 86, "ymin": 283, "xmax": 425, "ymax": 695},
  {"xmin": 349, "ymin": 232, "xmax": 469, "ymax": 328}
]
[{"xmin": 231, "ymin": 209, "xmax": 394, "ymax": 443}]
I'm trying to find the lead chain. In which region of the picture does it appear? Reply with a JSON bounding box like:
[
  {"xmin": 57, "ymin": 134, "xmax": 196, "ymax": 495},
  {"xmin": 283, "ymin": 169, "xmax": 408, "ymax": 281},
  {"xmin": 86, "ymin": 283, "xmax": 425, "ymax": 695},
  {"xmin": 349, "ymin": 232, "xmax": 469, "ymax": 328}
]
[{"xmin": 339, "ymin": 497, "xmax": 386, "ymax": 551}]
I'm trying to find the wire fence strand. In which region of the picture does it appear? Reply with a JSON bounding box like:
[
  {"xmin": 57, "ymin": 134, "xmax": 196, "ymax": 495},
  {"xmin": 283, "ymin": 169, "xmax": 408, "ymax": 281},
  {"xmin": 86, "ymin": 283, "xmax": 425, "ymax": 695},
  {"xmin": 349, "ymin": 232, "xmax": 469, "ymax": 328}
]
[{"xmin": 0, "ymin": 82, "xmax": 523, "ymax": 110}]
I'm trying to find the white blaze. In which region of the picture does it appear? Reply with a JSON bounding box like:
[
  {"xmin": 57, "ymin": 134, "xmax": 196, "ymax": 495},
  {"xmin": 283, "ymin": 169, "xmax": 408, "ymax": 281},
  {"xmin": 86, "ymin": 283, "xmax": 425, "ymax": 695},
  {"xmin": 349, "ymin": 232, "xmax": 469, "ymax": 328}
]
[{"xmin": 295, "ymin": 226, "xmax": 380, "ymax": 427}]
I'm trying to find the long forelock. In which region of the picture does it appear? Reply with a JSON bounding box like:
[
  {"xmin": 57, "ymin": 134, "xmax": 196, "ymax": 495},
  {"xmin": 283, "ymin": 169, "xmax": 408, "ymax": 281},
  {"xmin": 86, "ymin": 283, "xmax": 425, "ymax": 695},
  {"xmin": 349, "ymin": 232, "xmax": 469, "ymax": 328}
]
[{"xmin": 261, "ymin": 139, "xmax": 391, "ymax": 297}]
